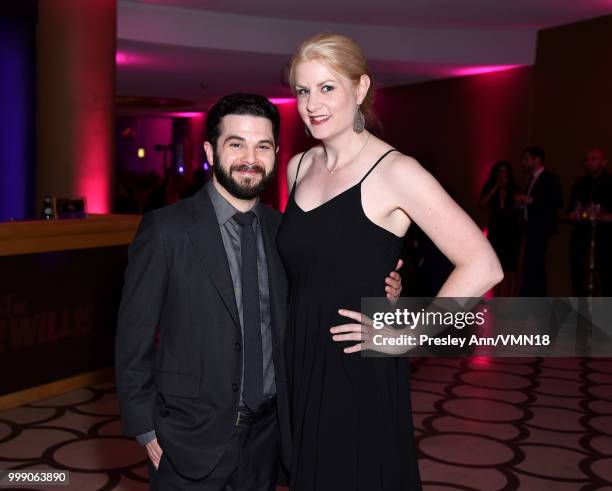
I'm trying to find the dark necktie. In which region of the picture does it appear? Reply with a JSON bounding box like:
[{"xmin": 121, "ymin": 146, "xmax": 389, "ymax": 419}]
[{"xmin": 233, "ymin": 211, "xmax": 264, "ymax": 411}]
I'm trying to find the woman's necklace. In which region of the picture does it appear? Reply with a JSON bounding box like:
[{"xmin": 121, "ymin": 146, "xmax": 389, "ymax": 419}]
[{"xmin": 325, "ymin": 133, "xmax": 370, "ymax": 174}]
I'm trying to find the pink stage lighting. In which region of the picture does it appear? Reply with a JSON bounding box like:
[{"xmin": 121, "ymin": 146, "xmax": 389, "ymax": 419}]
[
  {"xmin": 115, "ymin": 51, "xmax": 150, "ymax": 66},
  {"xmin": 168, "ymin": 112, "xmax": 204, "ymax": 118},
  {"xmin": 451, "ymin": 65, "xmax": 524, "ymax": 77},
  {"xmin": 115, "ymin": 51, "xmax": 128, "ymax": 64},
  {"xmin": 269, "ymin": 98, "xmax": 295, "ymax": 105}
]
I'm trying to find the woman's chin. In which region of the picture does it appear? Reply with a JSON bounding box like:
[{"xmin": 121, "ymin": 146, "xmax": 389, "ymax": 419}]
[{"xmin": 311, "ymin": 125, "xmax": 344, "ymax": 141}]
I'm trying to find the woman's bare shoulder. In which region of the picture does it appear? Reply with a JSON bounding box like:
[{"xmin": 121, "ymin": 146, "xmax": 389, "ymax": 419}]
[
  {"xmin": 381, "ymin": 150, "xmax": 429, "ymax": 184},
  {"xmin": 286, "ymin": 146, "xmax": 321, "ymax": 186}
]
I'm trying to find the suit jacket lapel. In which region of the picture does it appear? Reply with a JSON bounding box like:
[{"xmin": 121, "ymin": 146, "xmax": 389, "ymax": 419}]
[{"xmin": 187, "ymin": 187, "xmax": 241, "ymax": 331}]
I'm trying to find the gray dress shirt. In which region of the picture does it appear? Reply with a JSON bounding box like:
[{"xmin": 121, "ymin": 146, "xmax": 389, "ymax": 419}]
[{"xmin": 136, "ymin": 181, "xmax": 276, "ymax": 446}]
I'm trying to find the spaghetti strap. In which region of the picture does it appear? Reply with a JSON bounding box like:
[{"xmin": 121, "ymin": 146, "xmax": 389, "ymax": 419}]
[
  {"xmin": 292, "ymin": 151, "xmax": 308, "ymax": 193},
  {"xmin": 358, "ymin": 149, "xmax": 396, "ymax": 184}
]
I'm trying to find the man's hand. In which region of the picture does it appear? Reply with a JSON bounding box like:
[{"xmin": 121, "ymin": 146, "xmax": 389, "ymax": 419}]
[
  {"xmin": 385, "ymin": 259, "xmax": 403, "ymax": 304},
  {"xmin": 145, "ymin": 438, "xmax": 163, "ymax": 470}
]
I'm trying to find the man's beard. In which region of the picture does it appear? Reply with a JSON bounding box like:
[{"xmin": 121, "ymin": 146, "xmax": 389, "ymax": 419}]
[{"xmin": 212, "ymin": 148, "xmax": 277, "ymax": 200}]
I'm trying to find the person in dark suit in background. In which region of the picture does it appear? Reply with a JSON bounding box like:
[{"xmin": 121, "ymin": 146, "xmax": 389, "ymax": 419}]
[
  {"xmin": 567, "ymin": 148, "xmax": 612, "ymax": 295},
  {"xmin": 515, "ymin": 145, "xmax": 563, "ymax": 296},
  {"xmin": 115, "ymin": 93, "xmax": 403, "ymax": 490}
]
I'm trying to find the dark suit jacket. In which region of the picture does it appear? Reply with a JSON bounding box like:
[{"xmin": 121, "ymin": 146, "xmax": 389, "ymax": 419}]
[
  {"xmin": 525, "ymin": 168, "xmax": 563, "ymax": 235},
  {"xmin": 115, "ymin": 186, "xmax": 290, "ymax": 480}
]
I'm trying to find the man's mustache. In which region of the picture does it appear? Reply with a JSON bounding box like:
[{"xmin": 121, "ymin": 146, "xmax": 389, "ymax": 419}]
[{"xmin": 231, "ymin": 164, "xmax": 265, "ymax": 174}]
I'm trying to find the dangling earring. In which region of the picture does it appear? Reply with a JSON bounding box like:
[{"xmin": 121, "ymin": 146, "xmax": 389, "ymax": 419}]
[
  {"xmin": 353, "ymin": 105, "xmax": 365, "ymax": 133},
  {"xmin": 304, "ymin": 125, "xmax": 312, "ymax": 137}
]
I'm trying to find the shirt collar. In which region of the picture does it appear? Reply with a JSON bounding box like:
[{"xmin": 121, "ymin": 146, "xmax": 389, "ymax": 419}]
[
  {"xmin": 532, "ymin": 166, "xmax": 545, "ymax": 180},
  {"xmin": 206, "ymin": 180, "xmax": 261, "ymax": 226}
]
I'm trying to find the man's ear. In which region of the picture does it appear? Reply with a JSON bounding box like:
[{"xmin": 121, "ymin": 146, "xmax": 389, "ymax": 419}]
[
  {"xmin": 204, "ymin": 141, "xmax": 214, "ymax": 166},
  {"xmin": 276, "ymin": 146, "xmax": 280, "ymax": 155}
]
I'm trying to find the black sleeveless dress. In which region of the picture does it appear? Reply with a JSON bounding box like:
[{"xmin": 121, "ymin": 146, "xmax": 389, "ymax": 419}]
[{"xmin": 277, "ymin": 150, "xmax": 422, "ymax": 491}]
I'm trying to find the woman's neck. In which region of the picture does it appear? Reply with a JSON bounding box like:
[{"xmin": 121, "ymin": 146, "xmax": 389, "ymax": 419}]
[{"xmin": 320, "ymin": 129, "xmax": 370, "ymax": 169}]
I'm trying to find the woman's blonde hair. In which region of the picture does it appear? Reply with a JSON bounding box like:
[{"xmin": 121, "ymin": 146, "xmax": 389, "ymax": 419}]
[{"xmin": 289, "ymin": 33, "xmax": 377, "ymax": 129}]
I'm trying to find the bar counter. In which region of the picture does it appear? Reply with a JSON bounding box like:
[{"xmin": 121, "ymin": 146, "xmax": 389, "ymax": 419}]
[
  {"xmin": 0, "ymin": 214, "xmax": 141, "ymax": 410},
  {"xmin": 0, "ymin": 214, "xmax": 141, "ymax": 256}
]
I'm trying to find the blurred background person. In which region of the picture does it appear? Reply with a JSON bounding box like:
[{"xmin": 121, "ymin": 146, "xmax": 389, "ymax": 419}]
[
  {"xmin": 567, "ymin": 148, "xmax": 612, "ymax": 295},
  {"xmin": 515, "ymin": 145, "xmax": 563, "ymax": 296},
  {"xmin": 480, "ymin": 160, "xmax": 522, "ymax": 296}
]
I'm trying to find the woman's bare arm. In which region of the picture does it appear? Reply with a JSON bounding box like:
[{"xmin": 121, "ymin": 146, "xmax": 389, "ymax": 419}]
[{"xmin": 387, "ymin": 155, "xmax": 503, "ymax": 297}]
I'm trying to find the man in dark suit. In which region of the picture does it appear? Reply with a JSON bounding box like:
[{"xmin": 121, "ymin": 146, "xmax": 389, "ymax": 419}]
[
  {"xmin": 567, "ymin": 148, "xmax": 612, "ymax": 295},
  {"xmin": 515, "ymin": 145, "xmax": 563, "ymax": 296},
  {"xmin": 115, "ymin": 93, "xmax": 405, "ymax": 490},
  {"xmin": 115, "ymin": 94, "xmax": 290, "ymax": 490}
]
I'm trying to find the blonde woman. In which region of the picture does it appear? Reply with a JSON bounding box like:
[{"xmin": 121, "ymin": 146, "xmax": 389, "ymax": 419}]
[{"xmin": 276, "ymin": 34, "xmax": 502, "ymax": 490}]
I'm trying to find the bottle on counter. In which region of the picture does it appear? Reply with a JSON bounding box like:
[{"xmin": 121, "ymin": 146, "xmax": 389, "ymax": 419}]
[{"xmin": 42, "ymin": 195, "xmax": 56, "ymax": 220}]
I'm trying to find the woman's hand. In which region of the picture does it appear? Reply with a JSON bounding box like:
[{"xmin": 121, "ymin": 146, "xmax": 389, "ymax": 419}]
[{"xmin": 330, "ymin": 308, "xmax": 411, "ymax": 356}]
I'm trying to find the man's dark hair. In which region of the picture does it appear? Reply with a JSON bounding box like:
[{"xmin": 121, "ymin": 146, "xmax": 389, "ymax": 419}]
[
  {"xmin": 206, "ymin": 93, "xmax": 280, "ymax": 152},
  {"xmin": 522, "ymin": 145, "xmax": 546, "ymax": 163}
]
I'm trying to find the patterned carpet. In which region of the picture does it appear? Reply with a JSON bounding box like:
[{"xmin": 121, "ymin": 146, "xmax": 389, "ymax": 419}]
[
  {"xmin": 0, "ymin": 358, "xmax": 610, "ymax": 490},
  {"xmin": 411, "ymin": 357, "xmax": 612, "ymax": 490}
]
